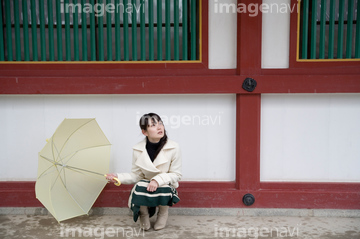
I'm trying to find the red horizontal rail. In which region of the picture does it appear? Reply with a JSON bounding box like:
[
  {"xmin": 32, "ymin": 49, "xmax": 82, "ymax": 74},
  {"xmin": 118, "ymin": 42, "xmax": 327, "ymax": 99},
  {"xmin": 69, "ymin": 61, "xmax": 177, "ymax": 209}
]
[
  {"xmin": 1, "ymin": 181, "xmax": 359, "ymax": 209},
  {"xmin": 261, "ymin": 182, "xmax": 360, "ymax": 191},
  {"xmin": 1, "ymin": 74, "xmax": 360, "ymax": 94}
]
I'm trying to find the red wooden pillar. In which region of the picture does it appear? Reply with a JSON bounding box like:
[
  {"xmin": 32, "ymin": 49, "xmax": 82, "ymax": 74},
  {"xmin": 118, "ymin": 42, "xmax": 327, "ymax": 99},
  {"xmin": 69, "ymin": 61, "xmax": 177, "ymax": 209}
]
[
  {"xmin": 236, "ymin": 94, "xmax": 261, "ymax": 191},
  {"xmin": 236, "ymin": 0, "xmax": 262, "ymax": 193}
]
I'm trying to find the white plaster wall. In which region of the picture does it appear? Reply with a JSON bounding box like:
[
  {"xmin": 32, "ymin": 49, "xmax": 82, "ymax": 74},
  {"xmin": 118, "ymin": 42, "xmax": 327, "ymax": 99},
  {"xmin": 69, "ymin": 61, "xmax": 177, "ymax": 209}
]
[
  {"xmin": 0, "ymin": 95, "xmax": 236, "ymax": 181},
  {"xmin": 209, "ymin": 0, "xmax": 292, "ymax": 69},
  {"xmin": 261, "ymin": 0, "xmax": 292, "ymax": 68},
  {"xmin": 260, "ymin": 94, "xmax": 360, "ymax": 182},
  {"xmin": 208, "ymin": 0, "xmax": 237, "ymax": 69}
]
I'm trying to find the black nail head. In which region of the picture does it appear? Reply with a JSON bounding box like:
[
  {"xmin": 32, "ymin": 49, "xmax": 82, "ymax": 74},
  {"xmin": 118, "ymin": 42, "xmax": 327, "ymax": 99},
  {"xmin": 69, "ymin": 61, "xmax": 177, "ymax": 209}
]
[
  {"xmin": 242, "ymin": 194, "xmax": 255, "ymax": 206},
  {"xmin": 242, "ymin": 78, "xmax": 257, "ymax": 92}
]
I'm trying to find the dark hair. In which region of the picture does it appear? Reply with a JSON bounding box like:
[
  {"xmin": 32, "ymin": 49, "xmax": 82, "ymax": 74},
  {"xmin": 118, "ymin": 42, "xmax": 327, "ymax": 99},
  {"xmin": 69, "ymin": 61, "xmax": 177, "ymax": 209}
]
[{"xmin": 139, "ymin": 113, "xmax": 168, "ymax": 159}]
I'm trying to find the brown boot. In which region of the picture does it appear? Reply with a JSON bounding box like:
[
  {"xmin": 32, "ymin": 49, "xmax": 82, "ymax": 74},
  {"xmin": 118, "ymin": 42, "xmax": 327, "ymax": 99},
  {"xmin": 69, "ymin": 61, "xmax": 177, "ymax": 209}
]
[
  {"xmin": 154, "ymin": 206, "xmax": 169, "ymax": 230},
  {"xmin": 139, "ymin": 206, "xmax": 150, "ymax": 231}
]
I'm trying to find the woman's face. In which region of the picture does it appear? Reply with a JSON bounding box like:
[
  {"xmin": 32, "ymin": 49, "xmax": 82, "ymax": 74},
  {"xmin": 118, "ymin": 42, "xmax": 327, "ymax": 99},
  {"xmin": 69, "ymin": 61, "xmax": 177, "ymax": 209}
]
[{"xmin": 142, "ymin": 119, "xmax": 165, "ymax": 143}]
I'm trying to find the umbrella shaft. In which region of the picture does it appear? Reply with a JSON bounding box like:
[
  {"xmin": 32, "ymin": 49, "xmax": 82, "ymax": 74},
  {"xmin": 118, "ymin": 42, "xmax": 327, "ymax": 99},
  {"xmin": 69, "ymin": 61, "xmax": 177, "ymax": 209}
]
[{"xmin": 54, "ymin": 163, "xmax": 105, "ymax": 177}]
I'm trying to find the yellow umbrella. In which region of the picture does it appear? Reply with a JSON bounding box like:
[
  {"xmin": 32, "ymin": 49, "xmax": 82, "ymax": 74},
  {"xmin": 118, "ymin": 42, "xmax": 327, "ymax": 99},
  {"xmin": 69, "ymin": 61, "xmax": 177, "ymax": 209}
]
[{"xmin": 35, "ymin": 118, "xmax": 119, "ymax": 222}]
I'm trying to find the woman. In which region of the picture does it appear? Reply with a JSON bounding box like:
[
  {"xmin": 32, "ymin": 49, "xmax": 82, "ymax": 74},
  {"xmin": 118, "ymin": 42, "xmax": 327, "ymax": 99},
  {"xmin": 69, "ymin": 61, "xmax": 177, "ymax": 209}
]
[{"xmin": 106, "ymin": 113, "xmax": 182, "ymax": 231}]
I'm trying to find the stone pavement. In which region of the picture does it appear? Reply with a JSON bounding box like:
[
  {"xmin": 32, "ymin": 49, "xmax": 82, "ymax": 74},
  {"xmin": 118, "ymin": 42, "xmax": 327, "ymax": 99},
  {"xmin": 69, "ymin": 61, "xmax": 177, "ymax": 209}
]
[{"xmin": 0, "ymin": 208, "xmax": 359, "ymax": 239}]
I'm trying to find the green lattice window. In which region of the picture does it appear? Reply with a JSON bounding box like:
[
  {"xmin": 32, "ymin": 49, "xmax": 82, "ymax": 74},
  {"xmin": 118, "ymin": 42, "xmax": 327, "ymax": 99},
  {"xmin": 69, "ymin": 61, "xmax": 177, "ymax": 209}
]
[
  {"xmin": 0, "ymin": 0, "xmax": 200, "ymax": 62},
  {"xmin": 299, "ymin": 0, "xmax": 360, "ymax": 60}
]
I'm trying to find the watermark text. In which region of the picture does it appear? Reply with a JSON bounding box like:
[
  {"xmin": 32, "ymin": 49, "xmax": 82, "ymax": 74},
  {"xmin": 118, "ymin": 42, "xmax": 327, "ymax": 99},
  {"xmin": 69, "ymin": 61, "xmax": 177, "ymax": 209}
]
[
  {"xmin": 60, "ymin": 0, "xmax": 144, "ymax": 16},
  {"xmin": 214, "ymin": 0, "xmax": 300, "ymax": 17},
  {"xmin": 60, "ymin": 226, "xmax": 144, "ymax": 239},
  {"xmin": 136, "ymin": 112, "xmax": 223, "ymax": 129},
  {"xmin": 214, "ymin": 225, "xmax": 300, "ymax": 238}
]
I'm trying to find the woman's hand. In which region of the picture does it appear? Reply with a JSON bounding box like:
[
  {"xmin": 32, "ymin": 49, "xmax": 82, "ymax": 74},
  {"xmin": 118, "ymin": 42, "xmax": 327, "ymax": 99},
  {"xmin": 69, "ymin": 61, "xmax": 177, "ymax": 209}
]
[
  {"xmin": 147, "ymin": 180, "xmax": 159, "ymax": 192},
  {"xmin": 105, "ymin": 173, "xmax": 118, "ymax": 183}
]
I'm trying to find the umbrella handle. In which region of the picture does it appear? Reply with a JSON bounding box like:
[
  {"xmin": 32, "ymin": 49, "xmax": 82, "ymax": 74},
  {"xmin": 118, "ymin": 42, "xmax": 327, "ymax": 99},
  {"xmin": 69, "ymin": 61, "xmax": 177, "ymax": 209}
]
[
  {"xmin": 113, "ymin": 177, "xmax": 121, "ymax": 186},
  {"xmin": 104, "ymin": 174, "xmax": 121, "ymax": 186}
]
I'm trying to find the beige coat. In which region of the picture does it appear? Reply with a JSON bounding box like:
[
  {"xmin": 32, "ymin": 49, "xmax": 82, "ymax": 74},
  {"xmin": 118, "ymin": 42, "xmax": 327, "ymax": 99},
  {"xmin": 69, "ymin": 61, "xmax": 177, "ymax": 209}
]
[{"xmin": 117, "ymin": 138, "xmax": 182, "ymax": 188}]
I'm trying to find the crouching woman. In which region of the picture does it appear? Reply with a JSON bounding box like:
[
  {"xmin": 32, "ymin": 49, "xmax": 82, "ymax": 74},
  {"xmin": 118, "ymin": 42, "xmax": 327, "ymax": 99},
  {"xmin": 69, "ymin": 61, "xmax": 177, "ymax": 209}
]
[{"xmin": 106, "ymin": 113, "xmax": 182, "ymax": 231}]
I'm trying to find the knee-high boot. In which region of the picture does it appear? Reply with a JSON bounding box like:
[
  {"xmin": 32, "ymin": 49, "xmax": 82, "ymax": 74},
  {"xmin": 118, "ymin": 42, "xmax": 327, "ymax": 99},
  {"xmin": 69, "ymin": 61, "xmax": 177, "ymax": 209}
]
[
  {"xmin": 154, "ymin": 205, "xmax": 169, "ymax": 230},
  {"xmin": 139, "ymin": 206, "xmax": 151, "ymax": 230}
]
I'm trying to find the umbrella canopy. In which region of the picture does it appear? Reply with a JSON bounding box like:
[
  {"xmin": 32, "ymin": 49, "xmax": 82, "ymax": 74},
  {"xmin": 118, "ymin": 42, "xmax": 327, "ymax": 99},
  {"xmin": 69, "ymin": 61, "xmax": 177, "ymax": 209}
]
[{"xmin": 36, "ymin": 118, "xmax": 111, "ymax": 222}]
